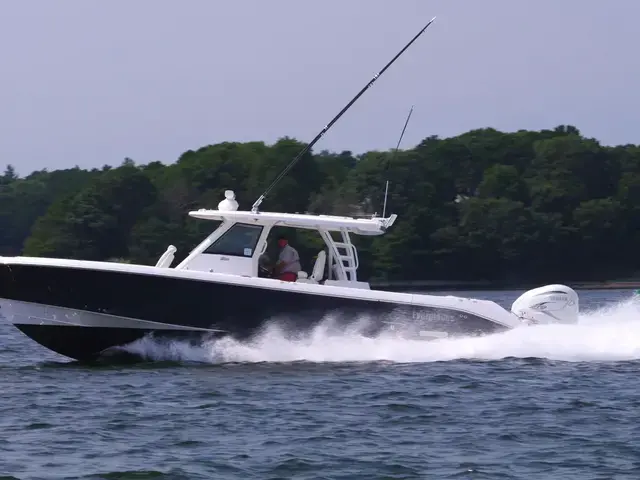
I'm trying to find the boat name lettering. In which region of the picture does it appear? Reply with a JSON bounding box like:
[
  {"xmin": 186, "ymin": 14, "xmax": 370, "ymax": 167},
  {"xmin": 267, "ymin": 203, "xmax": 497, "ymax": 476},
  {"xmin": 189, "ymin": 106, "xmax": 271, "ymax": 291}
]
[
  {"xmin": 549, "ymin": 295, "xmax": 568, "ymax": 301},
  {"xmin": 412, "ymin": 310, "xmax": 428, "ymax": 321},
  {"xmin": 411, "ymin": 309, "xmax": 459, "ymax": 322}
]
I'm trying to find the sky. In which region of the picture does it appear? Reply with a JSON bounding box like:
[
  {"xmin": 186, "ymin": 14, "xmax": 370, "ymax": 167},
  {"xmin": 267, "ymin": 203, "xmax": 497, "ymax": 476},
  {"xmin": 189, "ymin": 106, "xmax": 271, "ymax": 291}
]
[{"xmin": 1, "ymin": 0, "xmax": 639, "ymax": 176}]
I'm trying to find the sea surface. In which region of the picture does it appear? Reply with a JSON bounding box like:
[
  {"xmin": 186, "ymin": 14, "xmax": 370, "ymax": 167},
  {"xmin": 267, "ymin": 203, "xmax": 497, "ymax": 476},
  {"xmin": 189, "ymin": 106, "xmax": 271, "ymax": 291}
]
[{"xmin": 2, "ymin": 288, "xmax": 640, "ymax": 479}]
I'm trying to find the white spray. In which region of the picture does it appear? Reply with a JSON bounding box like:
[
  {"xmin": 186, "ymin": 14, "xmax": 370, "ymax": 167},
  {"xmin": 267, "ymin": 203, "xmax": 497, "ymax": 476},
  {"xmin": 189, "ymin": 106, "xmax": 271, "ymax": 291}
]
[{"xmin": 122, "ymin": 295, "xmax": 640, "ymax": 364}]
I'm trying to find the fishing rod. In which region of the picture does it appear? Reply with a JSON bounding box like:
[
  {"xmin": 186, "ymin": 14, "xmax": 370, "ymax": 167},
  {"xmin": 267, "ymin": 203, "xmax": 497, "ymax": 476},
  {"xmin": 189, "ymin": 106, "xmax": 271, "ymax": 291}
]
[
  {"xmin": 382, "ymin": 105, "xmax": 414, "ymax": 218},
  {"xmin": 251, "ymin": 16, "xmax": 437, "ymax": 213}
]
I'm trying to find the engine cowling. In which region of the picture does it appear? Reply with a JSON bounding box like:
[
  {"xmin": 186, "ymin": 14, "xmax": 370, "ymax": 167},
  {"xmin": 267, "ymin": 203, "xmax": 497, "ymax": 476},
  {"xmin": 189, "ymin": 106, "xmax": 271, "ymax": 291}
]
[{"xmin": 510, "ymin": 284, "xmax": 579, "ymax": 325}]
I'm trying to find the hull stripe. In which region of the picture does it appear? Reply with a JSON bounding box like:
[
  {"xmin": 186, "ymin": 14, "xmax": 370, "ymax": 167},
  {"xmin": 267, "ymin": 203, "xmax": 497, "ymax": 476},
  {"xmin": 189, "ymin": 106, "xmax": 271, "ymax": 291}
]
[{"xmin": 0, "ymin": 299, "xmax": 226, "ymax": 332}]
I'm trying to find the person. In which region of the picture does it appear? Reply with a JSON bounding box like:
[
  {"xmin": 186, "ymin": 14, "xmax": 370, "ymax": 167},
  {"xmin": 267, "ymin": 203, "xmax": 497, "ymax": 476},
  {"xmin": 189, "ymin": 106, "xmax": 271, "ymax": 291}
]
[{"xmin": 274, "ymin": 234, "xmax": 301, "ymax": 282}]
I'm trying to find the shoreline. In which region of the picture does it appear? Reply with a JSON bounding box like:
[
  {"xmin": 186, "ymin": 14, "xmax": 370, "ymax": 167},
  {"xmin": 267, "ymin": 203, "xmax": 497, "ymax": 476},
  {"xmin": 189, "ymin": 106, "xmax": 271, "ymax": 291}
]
[{"xmin": 369, "ymin": 280, "xmax": 640, "ymax": 292}]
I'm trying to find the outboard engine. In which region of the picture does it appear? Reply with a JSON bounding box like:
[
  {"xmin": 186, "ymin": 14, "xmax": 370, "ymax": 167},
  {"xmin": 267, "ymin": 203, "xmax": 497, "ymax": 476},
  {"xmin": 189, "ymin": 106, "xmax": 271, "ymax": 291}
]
[{"xmin": 510, "ymin": 284, "xmax": 579, "ymax": 325}]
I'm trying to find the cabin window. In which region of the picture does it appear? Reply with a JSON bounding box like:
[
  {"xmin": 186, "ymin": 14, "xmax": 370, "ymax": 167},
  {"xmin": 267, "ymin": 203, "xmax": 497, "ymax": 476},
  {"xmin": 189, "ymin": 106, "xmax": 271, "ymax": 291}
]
[{"xmin": 204, "ymin": 223, "xmax": 264, "ymax": 257}]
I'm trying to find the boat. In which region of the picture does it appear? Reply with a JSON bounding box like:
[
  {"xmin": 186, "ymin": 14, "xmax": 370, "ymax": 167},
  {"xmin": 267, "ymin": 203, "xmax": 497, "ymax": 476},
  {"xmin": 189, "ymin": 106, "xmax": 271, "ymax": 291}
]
[
  {"xmin": 0, "ymin": 16, "xmax": 581, "ymax": 362},
  {"xmin": 0, "ymin": 189, "xmax": 580, "ymax": 361}
]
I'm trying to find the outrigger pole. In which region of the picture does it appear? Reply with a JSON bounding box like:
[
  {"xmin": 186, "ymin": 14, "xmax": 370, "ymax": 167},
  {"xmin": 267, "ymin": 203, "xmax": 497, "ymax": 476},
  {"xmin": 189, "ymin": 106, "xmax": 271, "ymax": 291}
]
[
  {"xmin": 251, "ymin": 16, "xmax": 437, "ymax": 213},
  {"xmin": 382, "ymin": 104, "xmax": 414, "ymax": 218}
]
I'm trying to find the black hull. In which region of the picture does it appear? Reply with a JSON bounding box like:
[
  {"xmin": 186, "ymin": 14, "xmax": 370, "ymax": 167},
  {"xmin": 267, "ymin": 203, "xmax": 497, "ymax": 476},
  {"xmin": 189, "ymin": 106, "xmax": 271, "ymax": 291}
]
[
  {"xmin": 15, "ymin": 324, "xmax": 151, "ymax": 361},
  {"xmin": 1, "ymin": 263, "xmax": 508, "ymax": 361},
  {"xmin": 13, "ymin": 324, "xmax": 218, "ymax": 362}
]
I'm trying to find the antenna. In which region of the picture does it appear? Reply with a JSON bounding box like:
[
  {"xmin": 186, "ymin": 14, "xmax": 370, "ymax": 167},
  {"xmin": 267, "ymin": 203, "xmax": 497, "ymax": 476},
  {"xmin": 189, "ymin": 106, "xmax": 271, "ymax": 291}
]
[
  {"xmin": 251, "ymin": 16, "xmax": 437, "ymax": 213},
  {"xmin": 382, "ymin": 105, "xmax": 414, "ymax": 218}
]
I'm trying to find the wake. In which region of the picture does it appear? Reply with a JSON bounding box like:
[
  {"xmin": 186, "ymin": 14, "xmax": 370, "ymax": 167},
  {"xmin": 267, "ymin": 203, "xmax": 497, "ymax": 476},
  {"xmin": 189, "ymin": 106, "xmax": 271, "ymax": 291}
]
[{"xmin": 122, "ymin": 295, "xmax": 640, "ymax": 364}]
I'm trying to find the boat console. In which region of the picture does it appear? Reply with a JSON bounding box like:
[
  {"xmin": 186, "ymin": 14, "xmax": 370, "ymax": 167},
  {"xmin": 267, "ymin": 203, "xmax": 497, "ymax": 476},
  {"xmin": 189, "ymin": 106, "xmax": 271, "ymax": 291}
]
[{"xmin": 152, "ymin": 190, "xmax": 394, "ymax": 290}]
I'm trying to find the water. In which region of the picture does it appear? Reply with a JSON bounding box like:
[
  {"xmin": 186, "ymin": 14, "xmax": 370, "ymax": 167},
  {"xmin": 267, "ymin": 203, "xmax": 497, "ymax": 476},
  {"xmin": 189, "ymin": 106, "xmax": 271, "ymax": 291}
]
[{"xmin": 2, "ymin": 288, "xmax": 640, "ymax": 479}]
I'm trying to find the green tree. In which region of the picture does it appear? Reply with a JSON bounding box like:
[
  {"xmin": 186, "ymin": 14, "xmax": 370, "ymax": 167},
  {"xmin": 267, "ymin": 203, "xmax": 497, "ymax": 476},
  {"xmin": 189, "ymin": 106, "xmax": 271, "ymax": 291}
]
[
  {"xmin": 6, "ymin": 124, "xmax": 640, "ymax": 283},
  {"xmin": 24, "ymin": 165, "xmax": 157, "ymax": 260}
]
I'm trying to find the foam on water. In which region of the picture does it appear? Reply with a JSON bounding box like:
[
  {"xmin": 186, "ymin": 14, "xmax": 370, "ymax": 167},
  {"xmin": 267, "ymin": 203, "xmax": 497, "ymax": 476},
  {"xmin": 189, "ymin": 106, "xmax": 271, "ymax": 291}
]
[{"xmin": 123, "ymin": 295, "xmax": 640, "ymax": 364}]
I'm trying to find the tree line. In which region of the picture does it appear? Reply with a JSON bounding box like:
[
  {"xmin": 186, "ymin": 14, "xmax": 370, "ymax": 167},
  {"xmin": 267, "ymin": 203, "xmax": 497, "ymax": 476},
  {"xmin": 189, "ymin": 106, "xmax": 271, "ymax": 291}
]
[{"xmin": 2, "ymin": 124, "xmax": 639, "ymax": 283}]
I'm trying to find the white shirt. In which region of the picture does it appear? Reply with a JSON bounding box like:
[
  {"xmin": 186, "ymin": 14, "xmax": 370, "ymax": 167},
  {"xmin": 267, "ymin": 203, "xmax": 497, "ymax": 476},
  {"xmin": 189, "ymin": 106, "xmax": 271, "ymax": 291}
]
[{"xmin": 278, "ymin": 244, "xmax": 301, "ymax": 273}]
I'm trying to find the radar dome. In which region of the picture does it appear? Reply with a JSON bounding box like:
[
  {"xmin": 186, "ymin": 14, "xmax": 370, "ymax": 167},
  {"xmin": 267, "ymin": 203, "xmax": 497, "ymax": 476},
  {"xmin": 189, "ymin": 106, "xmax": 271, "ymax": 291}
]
[{"xmin": 218, "ymin": 190, "xmax": 239, "ymax": 211}]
